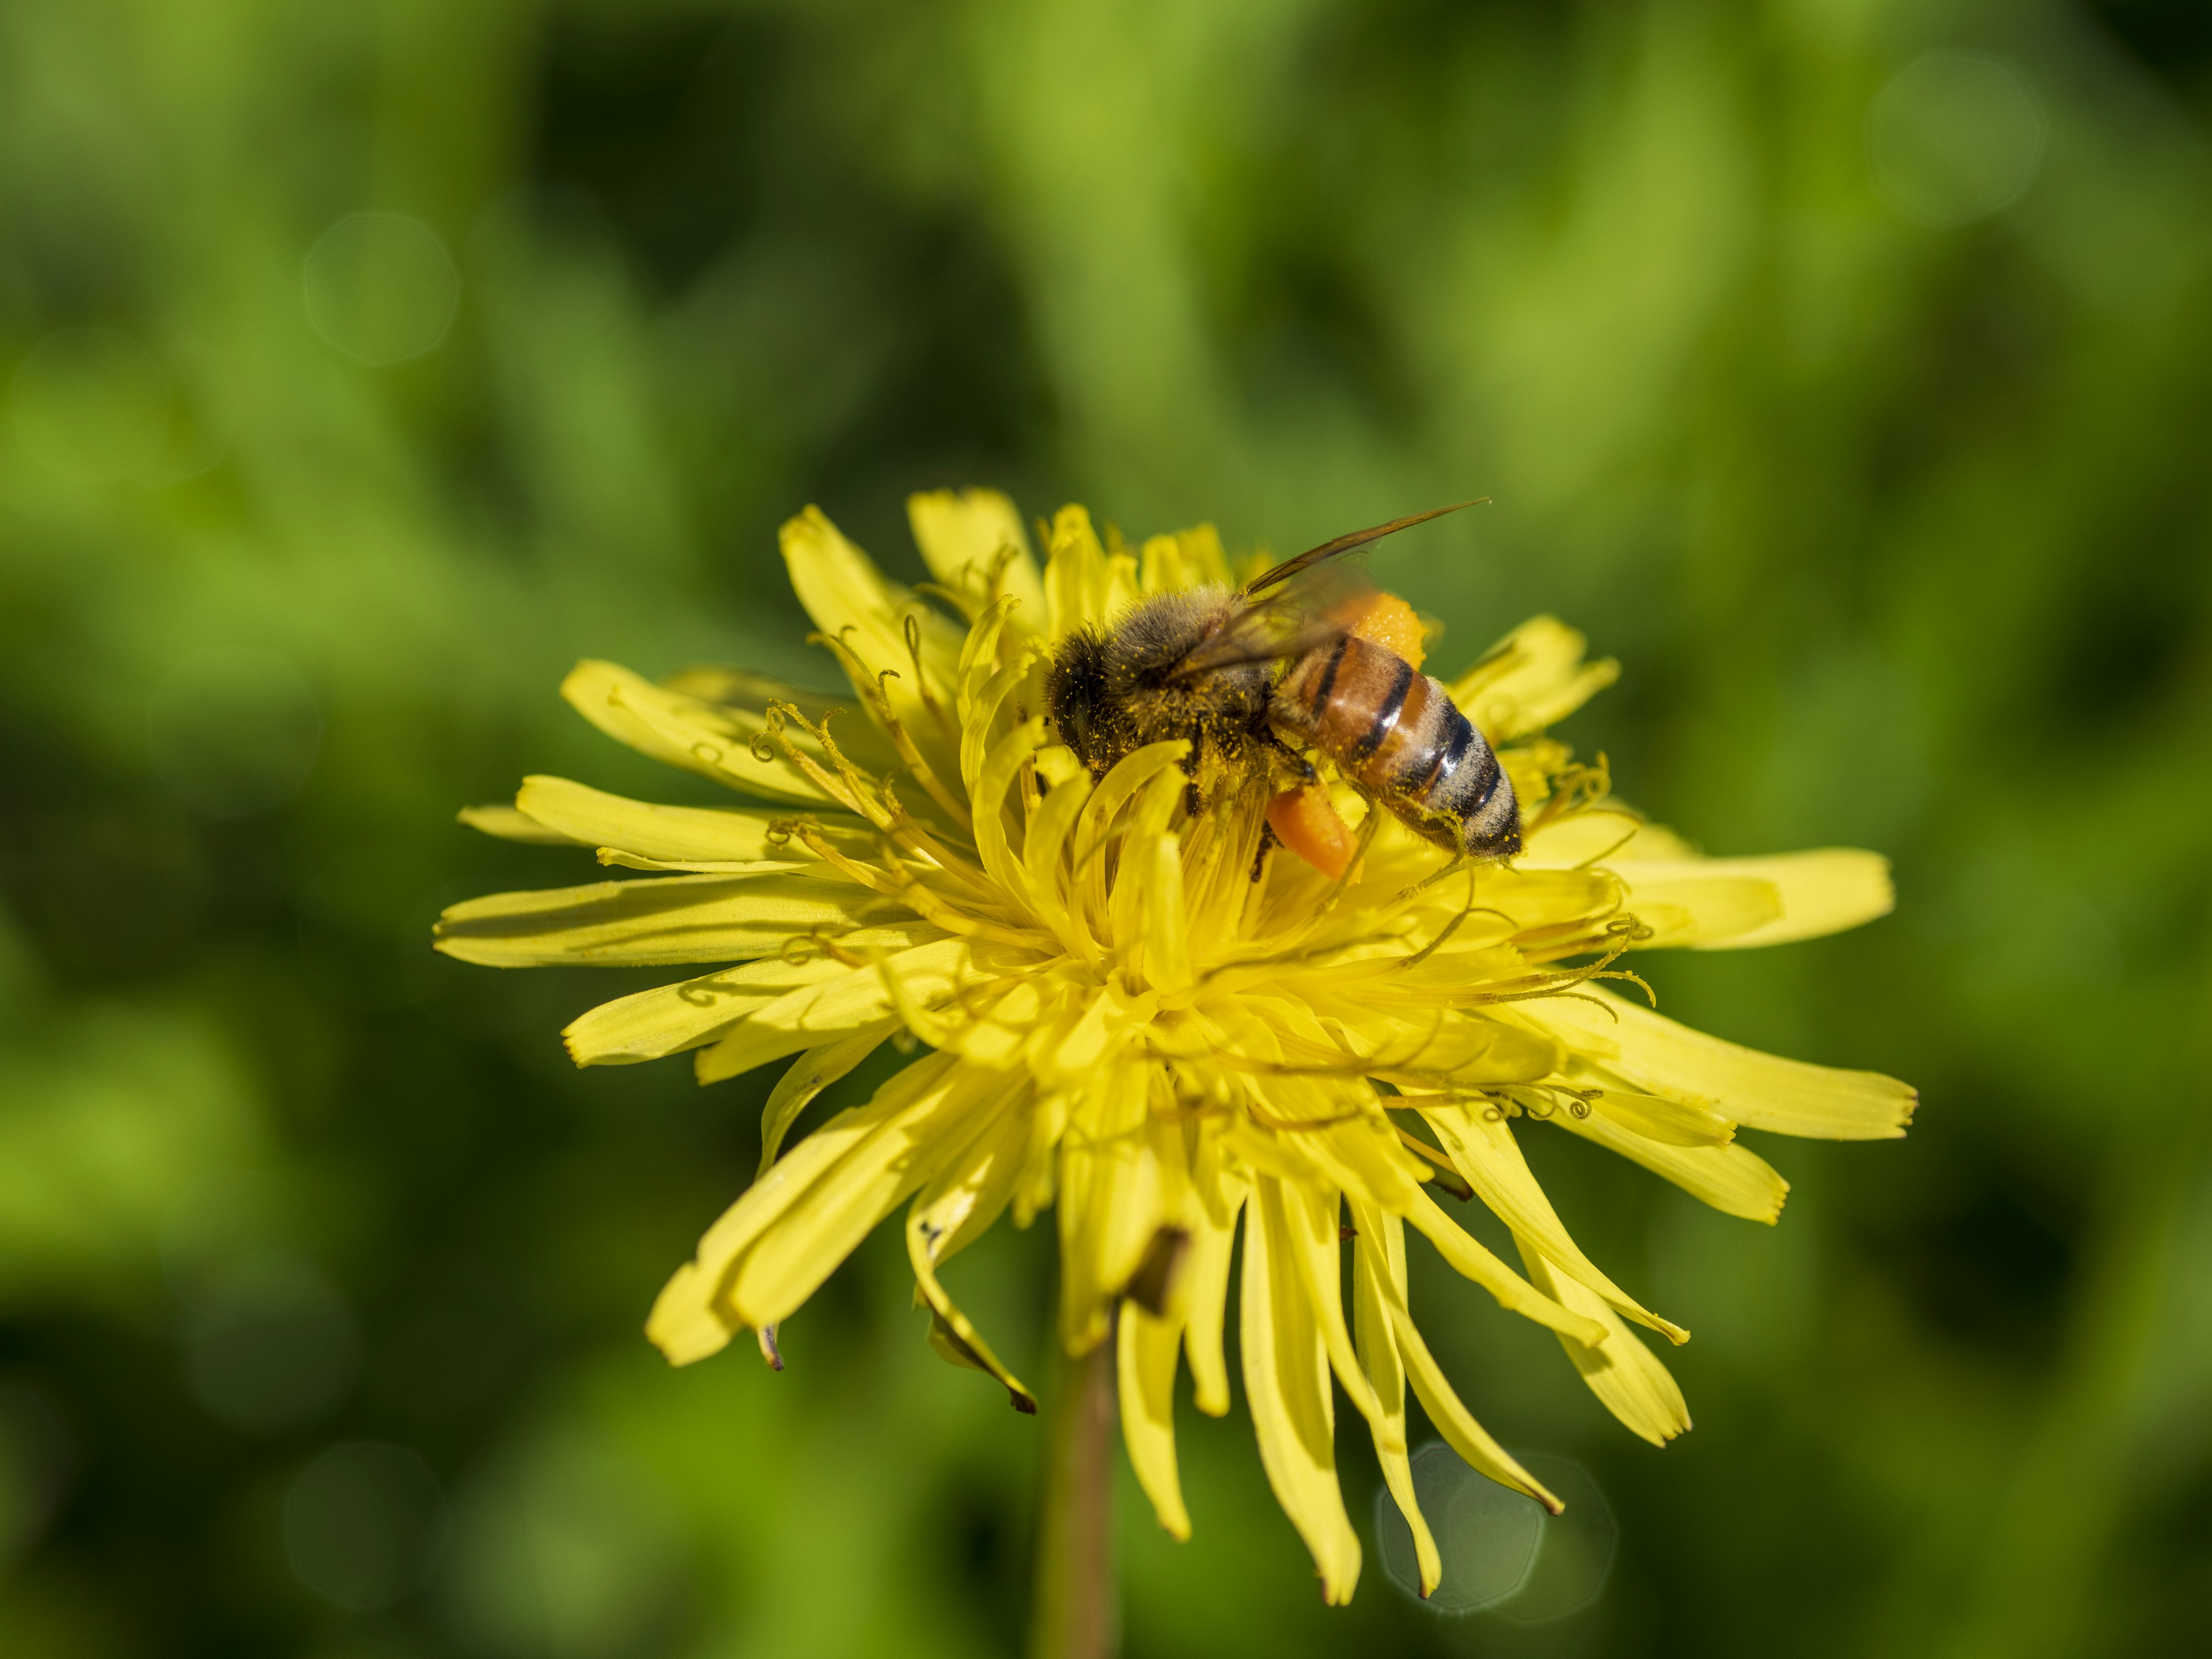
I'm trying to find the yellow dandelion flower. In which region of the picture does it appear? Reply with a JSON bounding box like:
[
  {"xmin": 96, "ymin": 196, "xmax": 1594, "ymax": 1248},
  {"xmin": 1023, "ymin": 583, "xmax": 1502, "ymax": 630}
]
[{"xmin": 438, "ymin": 490, "xmax": 1913, "ymax": 1605}]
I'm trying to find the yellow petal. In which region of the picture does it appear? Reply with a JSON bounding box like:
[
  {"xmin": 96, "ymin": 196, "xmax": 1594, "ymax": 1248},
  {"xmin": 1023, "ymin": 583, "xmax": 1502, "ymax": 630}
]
[
  {"xmin": 1517, "ymin": 1241, "xmax": 1692, "ymax": 1446},
  {"xmin": 1552, "ymin": 1109, "xmax": 1789, "ymax": 1223},
  {"xmin": 1021, "ymin": 755, "xmax": 1097, "ymax": 960},
  {"xmin": 1300, "ymin": 1111, "xmax": 1429, "ymax": 1215},
  {"xmin": 1433, "ymin": 865, "xmax": 1623, "ymax": 935},
  {"xmin": 907, "ymin": 1103, "xmax": 1037, "ymax": 1411},
  {"xmin": 1528, "ymin": 986, "xmax": 1916, "ymax": 1140},
  {"xmin": 714, "ymin": 1056, "xmax": 1018, "ymax": 1334},
  {"xmin": 560, "ymin": 660, "xmax": 838, "ymax": 805},
  {"xmin": 1400, "ymin": 1190, "xmax": 1608, "ymax": 1346},
  {"xmin": 1181, "ymin": 1138, "xmax": 1246, "ymax": 1417},
  {"xmin": 1317, "ymin": 1004, "xmax": 1563, "ymax": 1088},
  {"xmin": 972, "ymin": 715, "xmax": 1048, "ymax": 909},
  {"xmin": 458, "ymin": 803, "xmax": 576, "ymax": 844},
  {"xmin": 433, "ymin": 873, "xmax": 910, "ymax": 968},
  {"xmin": 1448, "ymin": 616, "xmax": 1619, "ymax": 740},
  {"xmin": 907, "ymin": 488, "xmax": 1048, "ymax": 623},
  {"xmin": 758, "ymin": 1024, "xmax": 899, "ymax": 1174},
  {"xmin": 1138, "ymin": 832, "xmax": 1194, "ymax": 993},
  {"xmin": 644, "ymin": 1260, "xmax": 737, "ymax": 1366},
  {"xmin": 593, "ymin": 851, "xmax": 821, "ymax": 876},
  {"xmin": 936, "ymin": 978, "xmax": 1075, "ymax": 1072},
  {"xmin": 779, "ymin": 507, "xmax": 966, "ymax": 763},
  {"xmin": 1042, "ymin": 504, "xmax": 1141, "ymax": 638},
  {"xmin": 1043, "ymin": 505, "xmax": 1100, "ymax": 639},
  {"xmin": 1415, "ymin": 1101, "xmax": 1687, "ymax": 1344},
  {"xmin": 1119, "ymin": 1306, "xmax": 1191, "ymax": 1539},
  {"xmin": 955, "ymin": 594, "xmax": 1021, "ymax": 739},
  {"xmin": 1011, "ymin": 1089, "xmax": 1068, "ymax": 1229},
  {"xmin": 1241, "ymin": 1176, "xmax": 1361, "ymax": 1604},
  {"xmin": 1617, "ymin": 873, "xmax": 1783, "ymax": 950},
  {"xmin": 694, "ymin": 938, "xmax": 1029, "ymax": 1084},
  {"xmin": 1274, "ymin": 1179, "xmax": 1387, "ymax": 1429},
  {"xmin": 1621, "ymin": 851, "xmax": 1895, "ymax": 950},
  {"xmin": 1039, "ymin": 980, "xmax": 1157, "ymax": 1088},
  {"xmin": 1056, "ymin": 1063, "xmax": 1160, "ymax": 1354},
  {"xmin": 1348, "ymin": 1209, "xmax": 1440, "ymax": 1597},
  {"xmin": 657, "ymin": 665, "xmax": 906, "ymax": 775},
  {"xmin": 514, "ymin": 775, "xmax": 873, "ymax": 867},
  {"xmin": 1138, "ymin": 524, "xmax": 1232, "ymax": 594},
  {"xmin": 1360, "ymin": 1210, "xmax": 1561, "ymax": 1515},
  {"xmin": 1219, "ymin": 1118, "xmax": 1333, "ymax": 1192},
  {"xmin": 1522, "ymin": 808, "xmax": 1698, "ymax": 865},
  {"xmin": 646, "ymin": 1052, "xmax": 960, "ymax": 1361},
  {"xmin": 1078, "ymin": 745, "xmax": 1190, "ymax": 942},
  {"xmin": 922, "ymin": 1081, "xmax": 1038, "ymax": 1270},
  {"xmin": 1588, "ymin": 1088, "xmax": 1735, "ymax": 1147},
  {"xmin": 563, "ymin": 954, "xmax": 892, "ymax": 1066}
]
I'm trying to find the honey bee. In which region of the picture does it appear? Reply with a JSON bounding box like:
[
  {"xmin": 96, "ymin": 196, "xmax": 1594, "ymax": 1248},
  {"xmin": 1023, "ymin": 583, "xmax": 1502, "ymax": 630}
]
[{"xmin": 1043, "ymin": 503, "xmax": 1521, "ymax": 869}]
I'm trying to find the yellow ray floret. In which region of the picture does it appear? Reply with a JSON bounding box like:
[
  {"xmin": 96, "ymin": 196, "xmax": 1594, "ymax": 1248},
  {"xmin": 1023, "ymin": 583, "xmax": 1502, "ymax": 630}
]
[{"xmin": 438, "ymin": 488, "xmax": 1913, "ymax": 1605}]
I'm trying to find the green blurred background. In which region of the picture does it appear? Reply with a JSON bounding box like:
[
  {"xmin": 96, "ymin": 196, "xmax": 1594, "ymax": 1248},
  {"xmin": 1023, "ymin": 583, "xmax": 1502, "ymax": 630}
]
[{"xmin": 3, "ymin": 1, "xmax": 2209, "ymax": 1654}]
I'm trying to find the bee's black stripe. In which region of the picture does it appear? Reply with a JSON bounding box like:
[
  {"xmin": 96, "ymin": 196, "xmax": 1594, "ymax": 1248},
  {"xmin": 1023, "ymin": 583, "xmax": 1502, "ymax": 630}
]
[
  {"xmin": 1432, "ymin": 727, "xmax": 1501, "ymax": 822},
  {"xmin": 1309, "ymin": 636, "xmax": 1350, "ymax": 710},
  {"xmin": 1460, "ymin": 741, "xmax": 1520, "ymax": 856},
  {"xmin": 1465, "ymin": 748, "xmax": 1503, "ymax": 816},
  {"xmin": 1416, "ymin": 703, "xmax": 1475, "ymax": 793},
  {"xmin": 1351, "ymin": 655, "xmax": 1416, "ymax": 761}
]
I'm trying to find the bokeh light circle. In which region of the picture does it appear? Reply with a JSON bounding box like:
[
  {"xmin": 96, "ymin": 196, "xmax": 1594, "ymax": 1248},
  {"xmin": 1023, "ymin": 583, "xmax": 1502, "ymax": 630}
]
[
  {"xmin": 302, "ymin": 213, "xmax": 462, "ymax": 364},
  {"xmin": 1493, "ymin": 1452, "xmax": 1620, "ymax": 1625},
  {"xmin": 181, "ymin": 1257, "xmax": 360, "ymax": 1434},
  {"xmin": 1376, "ymin": 1441, "xmax": 1544, "ymax": 1613},
  {"xmin": 445, "ymin": 1432, "xmax": 692, "ymax": 1658},
  {"xmin": 1868, "ymin": 51, "xmax": 2047, "ymax": 228},
  {"xmin": 283, "ymin": 1442, "xmax": 448, "ymax": 1612},
  {"xmin": 1378, "ymin": 1444, "xmax": 1621, "ymax": 1622}
]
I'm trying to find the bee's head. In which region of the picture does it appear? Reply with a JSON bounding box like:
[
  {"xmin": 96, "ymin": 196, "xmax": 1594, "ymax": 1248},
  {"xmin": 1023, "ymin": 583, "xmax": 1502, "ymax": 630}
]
[{"xmin": 1044, "ymin": 628, "xmax": 1115, "ymax": 771}]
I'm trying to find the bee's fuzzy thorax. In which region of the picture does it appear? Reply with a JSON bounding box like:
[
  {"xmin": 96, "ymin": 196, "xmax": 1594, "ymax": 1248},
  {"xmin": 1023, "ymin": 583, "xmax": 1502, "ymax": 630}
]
[{"xmin": 1045, "ymin": 589, "xmax": 1271, "ymax": 783}]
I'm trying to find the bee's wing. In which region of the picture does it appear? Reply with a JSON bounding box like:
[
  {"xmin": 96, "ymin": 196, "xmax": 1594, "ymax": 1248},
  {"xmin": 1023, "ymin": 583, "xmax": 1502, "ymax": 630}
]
[
  {"xmin": 1241, "ymin": 498, "xmax": 1486, "ymax": 597},
  {"xmin": 1163, "ymin": 563, "xmax": 1372, "ymax": 680}
]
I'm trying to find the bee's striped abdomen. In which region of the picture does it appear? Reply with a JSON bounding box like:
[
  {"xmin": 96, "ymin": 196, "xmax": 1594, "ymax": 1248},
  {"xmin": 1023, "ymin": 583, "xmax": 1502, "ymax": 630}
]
[
  {"xmin": 1418, "ymin": 698, "xmax": 1518, "ymax": 857},
  {"xmin": 1273, "ymin": 634, "xmax": 1521, "ymax": 859},
  {"xmin": 1282, "ymin": 635, "xmax": 1412, "ymax": 762}
]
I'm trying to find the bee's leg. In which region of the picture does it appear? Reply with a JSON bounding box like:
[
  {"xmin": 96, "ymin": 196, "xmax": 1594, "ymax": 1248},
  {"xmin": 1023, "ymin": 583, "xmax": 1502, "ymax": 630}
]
[
  {"xmin": 1249, "ymin": 820, "xmax": 1279, "ymax": 882},
  {"xmin": 1257, "ymin": 728, "xmax": 1318, "ymax": 787},
  {"xmin": 1181, "ymin": 725, "xmax": 1206, "ymax": 817}
]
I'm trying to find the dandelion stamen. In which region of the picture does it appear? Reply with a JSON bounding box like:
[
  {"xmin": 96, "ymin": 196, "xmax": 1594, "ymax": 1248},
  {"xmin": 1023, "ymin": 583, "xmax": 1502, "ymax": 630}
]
[
  {"xmin": 903, "ymin": 611, "xmax": 961, "ymax": 747},
  {"xmin": 750, "ymin": 703, "xmax": 881, "ymax": 823}
]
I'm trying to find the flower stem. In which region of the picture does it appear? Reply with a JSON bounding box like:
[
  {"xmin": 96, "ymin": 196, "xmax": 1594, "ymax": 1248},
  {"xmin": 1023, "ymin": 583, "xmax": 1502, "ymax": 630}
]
[{"xmin": 1027, "ymin": 1319, "xmax": 1118, "ymax": 1659}]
